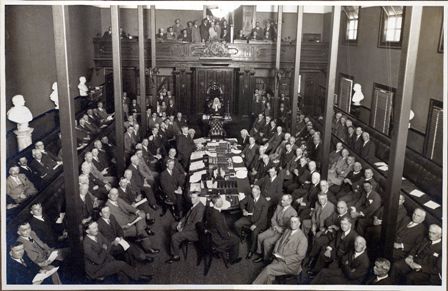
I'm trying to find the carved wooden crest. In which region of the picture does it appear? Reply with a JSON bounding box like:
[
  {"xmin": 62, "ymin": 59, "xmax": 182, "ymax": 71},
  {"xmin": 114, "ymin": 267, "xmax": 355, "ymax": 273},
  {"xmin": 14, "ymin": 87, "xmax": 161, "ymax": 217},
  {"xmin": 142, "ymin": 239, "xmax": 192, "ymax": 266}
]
[{"xmin": 202, "ymin": 41, "xmax": 231, "ymax": 57}]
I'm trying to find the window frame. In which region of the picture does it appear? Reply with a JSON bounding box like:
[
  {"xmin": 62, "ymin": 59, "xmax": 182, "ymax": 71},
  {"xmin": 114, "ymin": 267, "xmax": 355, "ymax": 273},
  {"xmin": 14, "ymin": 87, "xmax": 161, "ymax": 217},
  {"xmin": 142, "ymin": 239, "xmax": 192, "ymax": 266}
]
[
  {"xmin": 378, "ymin": 6, "xmax": 405, "ymax": 49},
  {"xmin": 342, "ymin": 6, "xmax": 361, "ymax": 45}
]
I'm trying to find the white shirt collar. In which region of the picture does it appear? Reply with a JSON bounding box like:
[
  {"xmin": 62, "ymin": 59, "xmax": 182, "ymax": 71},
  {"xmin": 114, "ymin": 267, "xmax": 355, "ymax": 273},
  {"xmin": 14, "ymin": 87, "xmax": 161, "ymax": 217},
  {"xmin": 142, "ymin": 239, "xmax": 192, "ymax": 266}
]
[
  {"xmin": 87, "ymin": 234, "xmax": 97, "ymax": 242},
  {"xmin": 108, "ymin": 200, "xmax": 118, "ymax": 206},
  {"xmin": 354, "ymin": 250, "xmax": 365, "ymax": 258},
  {"xmin": 376, "ymin": 274, "xmax": 389, "ymax": 282},
  {"xmin": 213, "ymin": 206, "xmax": 221, "ymax": 212},
  {"xmin": 343, "ymin": 229, "xmax": 351, "ymax": 237},
  {"xmin": 282, "ymin": 205, "xmax": 290, "ymax": 212},
  {"xmin": 339, "ymin": 211, "xmax": 348, "ymax": 217},
  {"xmin": 33, "ymin": 215, "xmax": 45, "ymax": 222},
  {"xmin": 432, "ymin": 239, "xmax": 441, "ymax": 245}
]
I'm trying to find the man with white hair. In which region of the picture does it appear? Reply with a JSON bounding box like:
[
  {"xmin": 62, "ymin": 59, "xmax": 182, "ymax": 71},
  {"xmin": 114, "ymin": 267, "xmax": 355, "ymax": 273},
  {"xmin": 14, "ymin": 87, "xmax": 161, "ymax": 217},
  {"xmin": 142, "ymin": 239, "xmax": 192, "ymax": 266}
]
[
  {"xmin": 392, "ymin": 224, "xmax": 442, "ymax": 285},
  {"xmin": 311, "ymin": 236, "xmax": 370, "ymax": 284},
  {"xmin": 30, "ymin": 149, "xmax": 57, "ymax": 182}
]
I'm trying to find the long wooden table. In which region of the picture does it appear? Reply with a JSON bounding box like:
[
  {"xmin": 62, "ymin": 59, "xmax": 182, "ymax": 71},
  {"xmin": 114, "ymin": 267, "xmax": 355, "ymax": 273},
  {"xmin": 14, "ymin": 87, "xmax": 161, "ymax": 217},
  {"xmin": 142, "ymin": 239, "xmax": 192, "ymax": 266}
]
[{"xmin": 188, "ymin": 138, "xmax": 251, "ymax": 211}]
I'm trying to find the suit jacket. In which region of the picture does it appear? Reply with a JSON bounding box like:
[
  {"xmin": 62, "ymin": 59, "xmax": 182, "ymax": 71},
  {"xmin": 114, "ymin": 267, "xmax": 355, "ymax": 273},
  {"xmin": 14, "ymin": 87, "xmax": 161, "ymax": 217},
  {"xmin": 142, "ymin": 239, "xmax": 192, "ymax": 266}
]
[
  {"xmin": 176, "ymin": 134, "xmax": 195, "ymax": 162},
  {"xmin": 17, "ymin": 232, "xmax": 51, "ymax": 265},
  {"xmin": 353, "ymin": 135, "xmax": 363, "ymax": 153},
  {"xmin": 124, "ymin": 132, "xmax": 136, "ymax": 153},
  {"xmin": 328, "ymin": 229, "xmax": 358, "ymax": 259},
  {"xmin": 271, "ymin": 205, "xmax": 298, "ymax": 232},
  {"xmin": 29, "ymin": 216, "xmax": 58, "ymax": 247},
  {"xmin": 239, "ymin": 196, "xmax": 269, "ymax": 230},
  {"xmin": 312, "ymin": 201, "xmax": 335, "ymax": 230},
  {"xmin": 118, "ymin": 186, "xmax": 138, "ymax": 205},
  {"xmin": 106, "ymin": 198, "xmax": 139, "ymax": 228},
  {"xmin": 160, "ymin": 169, "xmax": 183, "ymax": 200},
  {"xmin": 395, "ymin": 222, "xmax": 426, "ymax": 252},
  {"xmin": 280, "ymin": 150, "xmax": 295, "ymax": 169},
  {"xmin": 238, "ymin": 135, "xmax": 250, "ymax": 147},
  {"xmin": 329, "ymin": 150, "xmax": 343, "ymax": 167},
  {"xmin": 19, "ymin": 165, "xmax": 41, "ymax": 187},
  {"xmin": 97, "ymin": 215, "xmax": 125, "ymax": 242},
  {"xmin": 128, "ymin": 164, "xmax": 146, "ymax": 190},
  {"xmin": 360, "ymin": 141, "xmax": 376, "ymax": 162},
  {"xmin": 366, "ymin": 275, "xmax": 394, "ymax": 285},
  {"xmin": 6, "ymin": 174, "xmax": 38, "ymax": 203},
  {"xmin": 242, "ymin": 144, "xmax": 259, "ymax": 168},
  {"xmin": 180, "ymin": 202, "xmax": 205, "ymax": 232},
  {"xmin": 273, "ymin": 228, "xmax": 308, "ymax": 274},
  {"xmin": 339, "ymin": 250, "xmax": 370, "ymax": 284},
  {"xmin": 7, "ymin": 254, "xmax": 41, "ymax": 284},
  {"xmin": 83, "ymin": 233, "xmax": 116, "ymax": 279},
  {"xmin": 205, "ymin": 207, "xmax": 233, "ymax": 249},
  {"xmin": 267, "ymin": 133, "xmax": 284, "ymax": 152},
  {"xmin": 30, "ymin": 159, "xmax": 55, "ymax": 181},
  {"xmin": 79, "ymin": 194, "xmax": 94, "ymax": 219},
  {"xmin": 409, "ymin": 238, "xmax": 441, "ymax": 276},
  {"xmin": 257, "ymin": 175, "xmax": 283, "ymax": 204},
  {"xmin": 354, "ymin": 190, "xmax": 382, "ymax": 218},
  {"xmin": 309, "ymin": 143, "xmax": 322, "ymax": 162}
]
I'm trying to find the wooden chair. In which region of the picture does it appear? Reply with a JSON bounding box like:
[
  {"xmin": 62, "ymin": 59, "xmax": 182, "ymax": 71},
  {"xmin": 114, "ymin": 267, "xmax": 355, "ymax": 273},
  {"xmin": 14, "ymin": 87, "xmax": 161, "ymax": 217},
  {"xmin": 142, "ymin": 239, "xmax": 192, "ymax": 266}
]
[{"xmin": 195, "ymin": 222, "xmax": 229, "ymax": 276}]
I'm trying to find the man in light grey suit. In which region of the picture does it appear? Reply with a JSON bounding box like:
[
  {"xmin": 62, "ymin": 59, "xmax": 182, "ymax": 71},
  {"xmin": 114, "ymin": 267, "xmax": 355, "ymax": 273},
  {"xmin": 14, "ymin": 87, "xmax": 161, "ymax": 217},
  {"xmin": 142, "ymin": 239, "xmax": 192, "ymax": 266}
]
[
  {"xmin": 254, "ymin": 194, "xmax": 297, "ymax": 263},
  {"xmin": 253, "ymin": 216, "xmax": 308, "ymax": 284}
]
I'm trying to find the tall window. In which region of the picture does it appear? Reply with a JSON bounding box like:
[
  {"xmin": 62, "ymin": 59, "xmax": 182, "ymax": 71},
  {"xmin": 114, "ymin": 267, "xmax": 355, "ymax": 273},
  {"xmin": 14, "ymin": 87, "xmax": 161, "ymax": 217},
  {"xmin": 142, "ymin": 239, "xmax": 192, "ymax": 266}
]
[
  {"xmin": 378, "ymin": 6, "xmax": 405, "ymax": 48},
  {"xmin": 343, "ymin": 6, "xmax": 360, "ymax": 44}
]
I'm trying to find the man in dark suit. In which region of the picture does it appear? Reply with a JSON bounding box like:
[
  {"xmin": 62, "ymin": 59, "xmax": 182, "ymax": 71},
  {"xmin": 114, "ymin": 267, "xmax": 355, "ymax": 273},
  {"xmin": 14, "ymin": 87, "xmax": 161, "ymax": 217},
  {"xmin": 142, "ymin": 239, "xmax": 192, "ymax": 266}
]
[
  {"xmin": 360, "ymin": 132, "xmax": 376, "ymax": 162},
  {"xmin": 29, "ymin": 203, "xmax": 64, "ymax": 248},
  {"xmin": 7, "ymin": 241, "xmax": 60, "ymax": 284},
  {"xmin": 118, "ymin": 175, "xmax": 153, "ymax": 221},
  {"xmin": 176, "ymin": 125, "xmax": 195, "ymax": 170},
  {"xmin": 391, "ymin": 224, "xmax": 442, "ymax": 285},
  {"xmin": 265, "ymin": 126, "xmax": 284, "ymax": 154},
  {"xmin": 165, "ymin": 192, "xmax": 205, "ymax": 264},
  {"xmin": 308, "ymin": 217, "xmax": 358, "ymax": 274},
  {"xmin": 83, "ymin": 221, "xmax": 151, "ymax": 283},
  {"xmin": 242, "ymin": 137, "xmax": 259, "ymax": 169},
  {"xmin": 128, "ymin": 155, "xmax": 157, "ymax": 210},
  {"xmin": 18, "ymin": 157, "xmax": 42, "ymax": 190},
  {"xmin": 234, "ymin": 185, "xmax": 269, "ymax": 259},
  {"xmin": 353, "ymin": 127, "xmax": 364, "ymax": 154},
  {"xmin": 205, "ymin": 196, "xmax": 242, "ymax": 265},
  {"xmin": 160, "ymin": 159, "xmax": 185, "ymax": 218},
  {"xmin": 30, "ymin": 150, "xmax": 57, "ymax": 183},
  {"xmin": 293, "ymin": 172, "xmax": 320, "ymax": 220},
  {"xmin": 256, "ymin": 166, "xmax": 283, "ymax": 206},
  {"xmin": 309, "ymin": 135, "xmax": 322, "ymax": 164},
  {"xmin": 350, "ymin": 181, "xmax": 382, "ymax": 236},
  {"xmin": 97, "ymin": 205, "xmax": 155, "ymax": 266},
  {"xmin": 311, "ymin": 236, "xmax": 370, "ymax": 284},
  {"xmin": 124, "ymin": 127, "xmax": 136, "ymax": 159},
  {"xmin": 252, "ymin": 216, "xmax": 308, "ymax": 284},
  {"xmin": 391, "ymin": 208, "xmax": 427, "ymax": 260},
  {"xmin": 365, "ymin": 257, "xmax": 394, "ymax": 285}
]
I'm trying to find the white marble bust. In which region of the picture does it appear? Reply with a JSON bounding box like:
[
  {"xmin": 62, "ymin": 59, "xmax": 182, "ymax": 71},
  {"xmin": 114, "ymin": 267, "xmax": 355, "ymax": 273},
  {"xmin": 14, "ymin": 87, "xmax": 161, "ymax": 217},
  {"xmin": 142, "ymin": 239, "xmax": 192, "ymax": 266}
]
[
  {"xmin": 352, "ymin": 83, "xmax": 364, "ymax": 106},
  {"xmin": 7, "ymin": 95, "xmax": 33, "ymax": 131},
  {"xmin": 78, "ymin": 76, "xmax": 88, "ymax": 96},
  {"xmin": 50, "ymin": 82, "xmax": 59, "ymax": 109}
]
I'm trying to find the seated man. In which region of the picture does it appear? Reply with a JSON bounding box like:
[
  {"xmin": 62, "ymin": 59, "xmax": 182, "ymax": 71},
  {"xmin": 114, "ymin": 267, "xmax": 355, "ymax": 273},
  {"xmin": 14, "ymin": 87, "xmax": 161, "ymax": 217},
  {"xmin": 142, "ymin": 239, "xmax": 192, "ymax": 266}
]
[
  {"xmin": 34, "ymin": 141, "xmax": 62, "ymax": 166},
  {"xmin": 97, "ymin": 205, "xmax": 157, "ymax": 266},
  {"xmin": 252, "ymin": 216, "xmax": 308, "ymax": 284},
  {"xmin": 7, "ymin": 242, "xmax": 61, "ymax": 284},
  {"xmin": 254, "ymin": 194, "xmax": 297, "ymax": 263},
  {"xmin": 327, "ymin": 151, "xmax": 352, "ymax": 187},
  {"xmin": 360, "ymin": 132, "xmax": 376, "ymax": 163},
  {"xmin": 7, "ymin": 166, "xmax": 38, "ymax": 205},
  {"xmin": 365, "ymin": 257, "xmax": 394, "ymax": 285},
  {"xmin": 83, "ymin": 221, "xmax": 151, "ymax": 283},
  {"xmin": 256, "ymin": 166, "xmax": 283, "ymax": 206},
  {"xmin": 332, "ymin": 161, "xmax": 363, "ymax": 196},
  {"xmin": 349, "ymin": 181, "xmax": 382, "ymax": 236},
  {"xmin": 307, "ymin": 217, "xmax": 358, "ymax": 275},
  {"xmin": 391, "ymin": 224, "xmax": 442, "ymax": 285},
  {"xmin": 311, "ymin": 236, "xmax": 370, "ymax": 284},
  {"xmin": 128, "ymin": 155, "xmax": 157, "ymax": 210},
  {"xmin": 118, "ymin": 175, "xmax": 153, "ymax": 222},
  {"xmin": 18, "ymin": 157, "xmax": 42, "ymax": 190},
  {"xmin": 160, "ymin": 159, "xmax": 185, "ymax": 219},
  {"xmin": 30, "ymin": 149, "xmax": 58, "ymax": 183},
  {"xmin": 293, "ymin": 172, "xmax": 320, "ymax": 221},
  {"xmin": 16, "ymin": 222, "xmax": 66, "ymax": 268},
  {"xmin": 339, "ymin": 168, "xmax": 378, "ymax": 205},
  {"xmin": 241, "ymin": 136, "xmax": 259, "ymax": 169},
  {"xmin": 29, "ymin": 203, "xmax": 66, "ymax": 248},
  {"xmin": 205, "ymin": 196, "xmax": 241, "ymax": 265},
  {"xmin": 301, "ymin": 188, "xmax": 335, "ymax": 237},
  {"xmin": 165, "ymin": 192, "xmax": 205, "ymax": 264},
  {"xmin": 105, "ymin": 188, "xmax": 155, "ymax": 245},
  {"xmin": 234, "ymin": 185, "xmax": 269, "ymax": 259}
]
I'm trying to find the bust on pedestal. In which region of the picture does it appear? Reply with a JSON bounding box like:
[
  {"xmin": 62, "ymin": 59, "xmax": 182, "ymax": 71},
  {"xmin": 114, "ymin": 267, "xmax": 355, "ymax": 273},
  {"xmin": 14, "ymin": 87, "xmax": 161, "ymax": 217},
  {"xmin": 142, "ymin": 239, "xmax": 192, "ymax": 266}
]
[
  {"xmin": 7, "ymin": 95, "xmax": 34, "ymax": 151},
  {"xmin": 78, "ymin": 76, "xmax": 88, "ymax": 97},
  {"xmin": 50, "ymin": 82, "xmax": 59, "ymax": 109}
]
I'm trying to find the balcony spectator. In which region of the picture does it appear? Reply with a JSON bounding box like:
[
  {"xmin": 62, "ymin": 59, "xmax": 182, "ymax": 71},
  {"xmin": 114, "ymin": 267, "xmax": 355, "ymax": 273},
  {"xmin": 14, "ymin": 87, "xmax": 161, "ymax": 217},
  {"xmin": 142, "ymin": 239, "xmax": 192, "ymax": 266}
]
[
  {"xmin": 166, "ymin": 27, "xmax": 176, "ymax": 40},
  {"xmin": 156, "ymin": 28, "xmax": 167, "ymax": 40},
  {"xmin": 200, "ymin": 18, "xmax": 210, "ymax": 42},
  {"xmin": 222, "ymin": 28, "xmax": 230, "ymax": 42},
  {"xmin": 252, "ymin": 22, "xmax": 263, "ymax": 40},
  {"xmin": 186, "ymin": 21, "xmax": 193, "ymax": 42},
  {"xmin": 172, "ymin": 18, "xmax": 183, "ymax": 38},
  {"xmin": 177, "ymin": 29, "xmax": 189, "ymax": 42},
  {"xmin": 103, "ymin": 26, "xmax": 112, "ymax": 38},
  {"xmin": 265, "ymin": 21, "xmax": 277, "ymax": 40},
  {"xmin": 235, "ymin": 29, "xmax": 246, "ymax": 40},
  {"xmin": 191, "ymin": 20, "xmax": 201, "ymax": 43}
]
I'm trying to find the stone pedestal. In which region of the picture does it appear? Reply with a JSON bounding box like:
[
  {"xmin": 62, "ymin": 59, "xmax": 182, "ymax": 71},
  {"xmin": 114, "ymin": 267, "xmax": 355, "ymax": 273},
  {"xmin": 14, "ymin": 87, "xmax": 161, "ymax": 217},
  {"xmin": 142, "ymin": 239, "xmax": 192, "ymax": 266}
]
[{"xmin": 14, "ymin": 127, "xmax": 34, "ymax": 151}]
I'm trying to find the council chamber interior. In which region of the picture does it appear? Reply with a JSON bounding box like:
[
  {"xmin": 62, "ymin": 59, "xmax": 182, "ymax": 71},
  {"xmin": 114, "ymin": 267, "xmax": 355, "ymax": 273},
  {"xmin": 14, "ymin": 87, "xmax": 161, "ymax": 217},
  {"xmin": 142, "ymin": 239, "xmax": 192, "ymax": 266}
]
[{"xmin": 3, "ymin": 2, "xmax": 445, "ymax": 287}]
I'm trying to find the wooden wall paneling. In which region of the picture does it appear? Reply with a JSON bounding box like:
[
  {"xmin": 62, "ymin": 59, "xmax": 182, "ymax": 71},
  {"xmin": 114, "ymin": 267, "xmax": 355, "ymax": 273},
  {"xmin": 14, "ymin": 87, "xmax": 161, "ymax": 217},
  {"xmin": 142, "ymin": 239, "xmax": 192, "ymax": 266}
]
[{"xmin": 174, "ymin": 65, "xmax": 192, "ymax": 115}]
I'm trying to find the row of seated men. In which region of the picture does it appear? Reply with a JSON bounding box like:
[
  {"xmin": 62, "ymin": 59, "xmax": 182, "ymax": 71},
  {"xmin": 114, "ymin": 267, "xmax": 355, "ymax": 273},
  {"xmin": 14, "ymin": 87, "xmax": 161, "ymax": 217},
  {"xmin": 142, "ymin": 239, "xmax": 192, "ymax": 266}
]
[
  {"xmin": 199, "ymin": 111, "xmax": 440, "ymax": 284},
  {"xmin": 6, "ymin": 100, "xmax": 115, "ymax": 208},
  {"xmin": 251, "ymin": 90, "xmax": 291, "ymax": 130}
]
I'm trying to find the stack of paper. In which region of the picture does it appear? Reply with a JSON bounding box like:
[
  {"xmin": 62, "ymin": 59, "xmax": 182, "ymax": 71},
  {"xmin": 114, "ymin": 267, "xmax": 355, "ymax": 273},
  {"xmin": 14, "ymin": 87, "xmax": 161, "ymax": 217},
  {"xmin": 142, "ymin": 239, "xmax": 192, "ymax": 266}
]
[
  {"xmin": 424, "ymin": 200, "xmax": 440, "ymax": 209},
  {"xmin": 189, "ymin": 161, "xmax": 205, "ymax": 171},
  {"xmin": 374, "ymin": 162, "xmax": 389, "ymax": 171},
  {"xmin": 204, "ymin": 151, "xmax": 217, "ymax": 157},
  {"xmin": 225, "ymin": 138, "xmax": 238, "ymax": 142},
  {"xmin": 232, "ymin": 156, "xmax": 243, "ymax": 163},
  {"xmin": 189, "ymin": 173, "xmax": 202, "ymax": 183},
  {"xmin": 206, "ymin": 180, "xmax": 218, "ymax": 189},
  {"xmin": 32, "ymin": 266, "xmax": 60, "ymax": 284},
  {"xmin": 409, "ymin": 189, "xmax": 425, "ymax": 198},
  {"xmin": 235, "ymin": 170, "xmax": 248, "ymax": 179},
  {"xmin": 231, "ymin": 149, "xmax": 242, "ymax": 154},
  {"xmin": 191, "ymin": 151, "xmax": 205, "ymax": 160},
  {"xmin": 194, "ymin": 137, "xmax": 207, "ymax": 144}
]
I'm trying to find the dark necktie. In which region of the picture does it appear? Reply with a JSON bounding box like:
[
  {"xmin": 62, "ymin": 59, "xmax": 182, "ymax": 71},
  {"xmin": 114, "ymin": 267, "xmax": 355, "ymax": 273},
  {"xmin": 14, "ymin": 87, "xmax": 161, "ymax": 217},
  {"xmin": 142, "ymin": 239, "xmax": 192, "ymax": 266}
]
[
  {"xmin": 29, "ymin": 237, "xmax": 34, "ymax": 243},
  {"xmin": 20, "ymin": 259, "xmax": 27, "ymax": 267}
]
